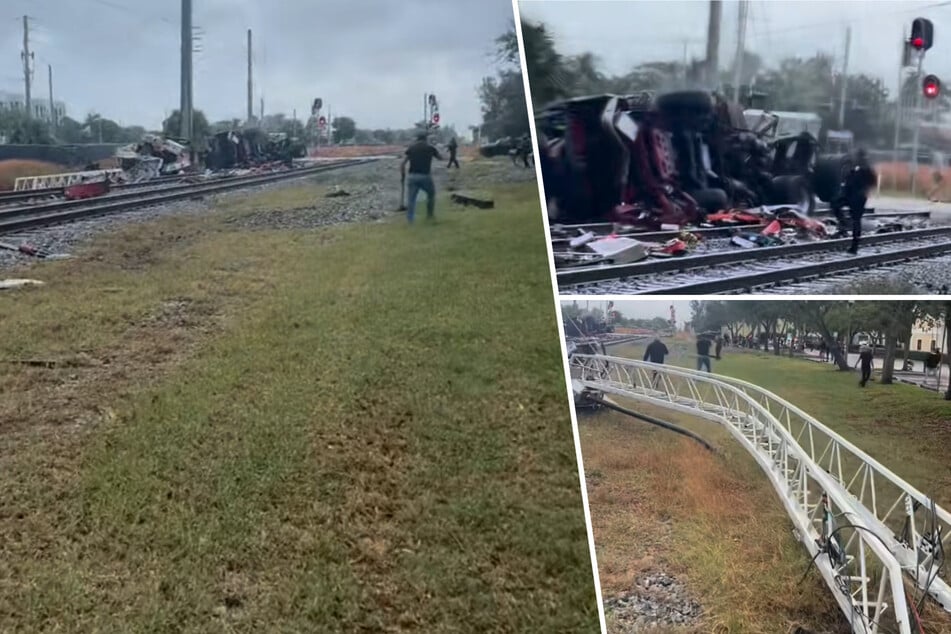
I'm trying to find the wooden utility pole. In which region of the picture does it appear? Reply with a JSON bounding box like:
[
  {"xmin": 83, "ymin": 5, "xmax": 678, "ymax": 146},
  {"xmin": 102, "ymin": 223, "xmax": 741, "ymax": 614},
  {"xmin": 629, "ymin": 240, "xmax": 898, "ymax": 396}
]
[
  {"xmin": 247, "ymin": 29, "xmax": 253, "ymax": 124},
  {"xmin": 705, "ymin": 0, "xmax": 722, "ymax": 88},
  {"xmin": 731, "ymin": 0, "xmax": 748, "ymax": 102},
  {"xmin": 21, "ymin": 16, "xmax": 32, "ymax": 119},
  {"xmin": 837, "ymin": 26, "xmax": 851, "ymax": 129}
]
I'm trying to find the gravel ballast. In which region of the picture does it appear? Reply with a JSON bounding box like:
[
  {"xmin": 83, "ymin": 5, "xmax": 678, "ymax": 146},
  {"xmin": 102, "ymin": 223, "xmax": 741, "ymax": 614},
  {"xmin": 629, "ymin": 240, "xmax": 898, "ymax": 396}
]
[{"xmin": 0, "ymin": 157, "xmax": 537, "ymax": 270}]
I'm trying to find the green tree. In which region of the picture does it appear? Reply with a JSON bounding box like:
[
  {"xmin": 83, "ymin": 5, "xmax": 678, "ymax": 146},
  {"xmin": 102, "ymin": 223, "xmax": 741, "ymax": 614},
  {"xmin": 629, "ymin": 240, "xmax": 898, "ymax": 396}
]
[
  {"xmin": 332, "ymin": 116, "xmax": 356, "ymax": 143},
  {"xmin": 479, "ymin": 25, "xmax": 530, "ymax": 141},
  {"xmin": 0, "ymin": 110, "xmax": 53, "ymax": 144},
  {"xmin": 161, "ymin": 109, "xmax": 211, "ymax": 144}
]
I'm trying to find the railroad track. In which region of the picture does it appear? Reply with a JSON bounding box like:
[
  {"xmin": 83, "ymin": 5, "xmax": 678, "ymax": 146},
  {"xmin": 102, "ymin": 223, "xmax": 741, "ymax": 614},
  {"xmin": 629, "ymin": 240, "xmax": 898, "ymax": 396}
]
[
  {"xmin": 0, "ymin": 159, "xmax": 373, "ymax": 235},
  {"xmin": 559, "ymin": 226, "xmax": 951, "ymax": 294},
  {"xmin": 0, "ymin": 174, "xmax": 188, "ymax": 206}
]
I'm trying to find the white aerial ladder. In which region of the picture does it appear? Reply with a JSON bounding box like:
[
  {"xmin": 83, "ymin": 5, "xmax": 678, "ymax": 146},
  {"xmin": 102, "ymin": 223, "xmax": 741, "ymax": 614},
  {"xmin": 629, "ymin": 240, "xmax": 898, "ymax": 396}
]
[{"xmin": 570, "ymin": 353, "xmax": 948, "ymax": 634}]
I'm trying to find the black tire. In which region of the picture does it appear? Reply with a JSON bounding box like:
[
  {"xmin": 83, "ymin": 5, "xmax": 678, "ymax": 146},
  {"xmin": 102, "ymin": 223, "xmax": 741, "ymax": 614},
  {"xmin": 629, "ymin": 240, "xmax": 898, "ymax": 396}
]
[
  {"xmin": 813, "ymin": 155, "xmax": 848, "ymax": 203},
  {"xmin": 655, "ymin": 91, "xmax": 715, "ymax": 115},
  {"xmin": 770, "ymin": 175, "xmax": 815, "ymax": 214},
  {"xmin": 689, "ymin": 187, "xmax": 729, "ymax": 215}
]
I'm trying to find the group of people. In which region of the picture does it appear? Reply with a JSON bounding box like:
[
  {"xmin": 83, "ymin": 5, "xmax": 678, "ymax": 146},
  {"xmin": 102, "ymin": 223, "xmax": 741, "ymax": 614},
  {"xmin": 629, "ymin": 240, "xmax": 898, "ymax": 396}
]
[{"xmin": 642, "ymin": 334, "xmax": 722, "ymax": 374}]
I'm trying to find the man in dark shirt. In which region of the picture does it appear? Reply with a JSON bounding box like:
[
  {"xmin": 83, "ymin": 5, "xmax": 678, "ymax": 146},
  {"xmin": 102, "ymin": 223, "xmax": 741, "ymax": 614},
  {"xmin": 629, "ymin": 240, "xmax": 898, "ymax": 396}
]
[
  {"xmin": 832, "ymin": 148, "xmax": 877, "ymax": 255},
  {"xmin": 696, "ymin": 336, "xmax": 712, "ymax": 372},
  {"xmin": 400, "ymin": 133, "xmax": 443, "ymax": 223},
  {"xmin": 643, "ymin": 336, "xmax": 669, "ymax": 388},
  {"xmin": 855, "ymin": 345, "xmax": 874, "ymax": 387},
  {"xmin": 447, "ymin": 137, "xmax": 460, "ymax": 169},
  {"xmin": 643, "ymin": 337, "xmax": 669, "ymax": 364}
]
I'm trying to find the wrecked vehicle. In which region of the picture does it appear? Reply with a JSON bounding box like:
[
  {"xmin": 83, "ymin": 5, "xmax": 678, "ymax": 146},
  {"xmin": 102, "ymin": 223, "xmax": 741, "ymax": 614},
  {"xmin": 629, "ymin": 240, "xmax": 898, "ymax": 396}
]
[
  {"xmin": 115, "ymin": 134, "xmax": 192, "ymax": 182},
  {"xmin": 537, "ymin": 90, "xmax": 824, "ymax": 228},
  {"xmin": 203, "ymin": 129, "xmax": 306, "ymax": 171},
  {"xmin": 479, "ymin": 137, "xmax": 517, "ymax": 158}
]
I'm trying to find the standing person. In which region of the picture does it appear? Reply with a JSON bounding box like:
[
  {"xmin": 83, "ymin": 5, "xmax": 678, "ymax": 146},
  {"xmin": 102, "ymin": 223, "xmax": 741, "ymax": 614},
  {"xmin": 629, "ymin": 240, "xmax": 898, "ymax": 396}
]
[
  {"xmin": 447, "ymin": 137, "xmax": 460, "ymax": 169},
  {"xmin": 855, "ymin": 344, "xmax": 874, "ymax": 387},
  {"xmin": 831, "ymin": 148, "xmax": 877, "ymax": 255},
  {"xmin": 400, "ymin": 133, "xmax": 443, "ymax": 224},
  {"xmin": 644, "ymin": 335, "xmax": 670, "ymax": 387},
  {"xmin": 696, "ymin": 335, "xmax": 713, "ymax": 372},
  {"xmin": 715, "ymin": 336, "xmax": 723, "ymax": 360}
]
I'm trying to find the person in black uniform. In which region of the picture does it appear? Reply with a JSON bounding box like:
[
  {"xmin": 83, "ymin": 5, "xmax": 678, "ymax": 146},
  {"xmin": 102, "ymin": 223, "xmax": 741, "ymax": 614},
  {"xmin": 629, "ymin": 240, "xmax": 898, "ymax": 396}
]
[
  {"xmin": 400, "ymin": 133, "xmax": 443, "ymax": 223},
  {"xmin": 643, "ymin": 336, "xmax": 670, "ymax": 388},
  {"xmin": 855, "ymin": 344, "xmax": 874, "ymax": 387},
  {"xmin": 447, "ymin": 137, "xmax": 460, "ymax": 169},
  {"xmin": 832, "ymin": 148, "xmax": 877, "ymax": 255},
  {"xmin": 696, "ymin": 335, "xmax": 713, "ymax": 372}
]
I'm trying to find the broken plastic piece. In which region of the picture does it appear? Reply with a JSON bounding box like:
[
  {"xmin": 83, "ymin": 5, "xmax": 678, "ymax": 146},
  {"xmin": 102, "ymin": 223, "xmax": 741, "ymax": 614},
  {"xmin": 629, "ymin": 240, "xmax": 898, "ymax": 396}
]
[
  {"xmin": 587, "ymin": 237, "xmax": 650, "ymax": 264},
  {"xmin": 0, "ymin": 279, "xmax": 44, "ymax": 290},
  {"xmin": 570, "ymin": 231, "xmax": 597, "ymax": 249}
]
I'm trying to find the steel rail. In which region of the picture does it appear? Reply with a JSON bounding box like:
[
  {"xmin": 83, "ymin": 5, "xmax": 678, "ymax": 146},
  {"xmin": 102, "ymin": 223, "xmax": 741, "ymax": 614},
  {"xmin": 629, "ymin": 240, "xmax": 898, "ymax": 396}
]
[
  {"xmin": 0, "ymin": 159, "xmax": 374, "ymax": 235},
  {"xmin": 557, "ymin": 227, "xmax": 951, "ymax": 287}
]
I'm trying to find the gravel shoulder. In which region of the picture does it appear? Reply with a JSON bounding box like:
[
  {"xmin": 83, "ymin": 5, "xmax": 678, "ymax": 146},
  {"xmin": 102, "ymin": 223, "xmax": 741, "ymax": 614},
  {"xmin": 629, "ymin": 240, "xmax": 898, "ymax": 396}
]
[{"xmin": 0, "ymin": 156, "xmax": 537, "ymax": 271}]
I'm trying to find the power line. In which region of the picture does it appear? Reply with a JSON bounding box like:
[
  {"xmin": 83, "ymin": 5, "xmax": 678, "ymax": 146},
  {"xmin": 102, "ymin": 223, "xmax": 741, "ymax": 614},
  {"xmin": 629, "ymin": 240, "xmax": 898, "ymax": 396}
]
[{"xmin": 747, "ymin": 0, "xmax": 951, "ymax": 40}]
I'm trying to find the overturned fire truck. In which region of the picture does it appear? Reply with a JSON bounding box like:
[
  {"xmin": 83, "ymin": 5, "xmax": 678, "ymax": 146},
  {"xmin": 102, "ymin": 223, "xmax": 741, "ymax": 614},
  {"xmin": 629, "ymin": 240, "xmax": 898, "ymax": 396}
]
[{"xmin": 537, "ymin": 90, "xmax": 847, "ymax": 229}]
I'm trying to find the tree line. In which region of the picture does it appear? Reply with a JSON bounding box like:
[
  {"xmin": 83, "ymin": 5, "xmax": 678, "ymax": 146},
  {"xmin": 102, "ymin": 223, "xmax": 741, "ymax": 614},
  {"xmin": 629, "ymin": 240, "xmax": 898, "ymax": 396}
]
[
  {"xmin": 690, "ymin": 299, "xmax": 951, "ymax": 396},
  {"xmin": 521, "ymin": 19, "xmax": 951, "ymax": 149}
]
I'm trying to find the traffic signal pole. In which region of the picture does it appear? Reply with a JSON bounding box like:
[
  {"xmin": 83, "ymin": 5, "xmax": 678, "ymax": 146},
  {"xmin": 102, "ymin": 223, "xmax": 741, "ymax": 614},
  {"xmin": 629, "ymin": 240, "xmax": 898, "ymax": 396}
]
[
  {"xmin": 911, "ymin": 51, "xmax": 924, "ymax": 198},
  {"xmin": 892, "ymin": 33, "xmax": 907, "ymax": 190}
]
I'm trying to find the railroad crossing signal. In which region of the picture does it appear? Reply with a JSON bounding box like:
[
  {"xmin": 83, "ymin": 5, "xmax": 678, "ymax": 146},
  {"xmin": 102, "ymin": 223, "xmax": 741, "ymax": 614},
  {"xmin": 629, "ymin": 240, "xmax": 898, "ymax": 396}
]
[
  {"xmin": 318, "ymin": 116, "xmax": 327, "ymax": 128},
  {"xmin": 911, "ymin": 17, "xmax": 934, "ymax": 51},
  {"xmin": 923, "ymin": 74, "xmax": 941, "ymax": 99},
  {"xmin": 431, "ymin": 112, "xmax": 440, "ymax": 125}
]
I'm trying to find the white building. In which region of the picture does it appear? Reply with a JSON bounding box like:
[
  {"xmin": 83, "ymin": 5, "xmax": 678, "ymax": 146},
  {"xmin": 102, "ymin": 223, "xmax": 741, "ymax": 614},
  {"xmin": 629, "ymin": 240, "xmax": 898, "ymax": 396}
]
[{"xmin": 0, "ymin": 90, "xmax": 67, "ymax": 124}]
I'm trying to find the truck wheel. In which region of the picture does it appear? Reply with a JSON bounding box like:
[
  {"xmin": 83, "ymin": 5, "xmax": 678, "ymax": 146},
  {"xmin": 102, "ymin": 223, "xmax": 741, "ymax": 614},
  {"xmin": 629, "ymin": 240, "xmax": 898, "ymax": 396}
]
[
  {"xmin": 770, "ymin": 175, "xmax": 815, "ymax": 214},
  {"xmin": 689, "ymin": 187, "xmax": 729, "ymax": 215}
]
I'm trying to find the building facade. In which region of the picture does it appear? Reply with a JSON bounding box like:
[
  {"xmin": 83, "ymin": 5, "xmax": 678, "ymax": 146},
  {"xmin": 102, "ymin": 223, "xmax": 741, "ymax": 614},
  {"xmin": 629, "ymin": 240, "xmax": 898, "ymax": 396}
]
[{"xmin": 0, "ymin": 91, "xmax": 67, "ymax": 124}]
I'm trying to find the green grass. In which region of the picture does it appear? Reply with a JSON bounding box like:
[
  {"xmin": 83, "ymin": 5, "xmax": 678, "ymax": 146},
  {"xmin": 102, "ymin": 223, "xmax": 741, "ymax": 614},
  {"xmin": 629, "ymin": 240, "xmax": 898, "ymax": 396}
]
[
  {"xmin": 612, "ymin": 342, "xmax": 951, "ymax": 509},
  {"xmin": 0, "ymin": 175, "xmax": 599, "ymax": 632}
]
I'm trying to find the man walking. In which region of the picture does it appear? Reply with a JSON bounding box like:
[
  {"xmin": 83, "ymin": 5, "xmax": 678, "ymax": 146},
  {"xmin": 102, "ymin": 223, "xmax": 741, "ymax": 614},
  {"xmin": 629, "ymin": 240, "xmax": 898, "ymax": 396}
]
[
  {"xmin": 400, "ymin": 133, "xmax": 443, "ymax": 223},
  {"xmin": 855, "ymin": 344, "xmax": 874, "ymax": 387},
  {"xmin": 696, "ymin": 335, "xmax": 713, "ymax": 372},
  {"xmin": 447, "ymin": 137, "xmax": 460, "ymax": 169},
  {"xmin": 643, "ymin": 335, "xmax": 670, "ymax": 387},
  {"xmin": 832, "ymin": 148, "xmax": 877, "ymax": 255}
]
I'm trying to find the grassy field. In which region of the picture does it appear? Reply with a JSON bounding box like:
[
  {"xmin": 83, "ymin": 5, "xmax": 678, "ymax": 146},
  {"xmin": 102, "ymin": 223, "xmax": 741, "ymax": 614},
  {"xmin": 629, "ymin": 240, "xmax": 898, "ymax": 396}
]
[
  {"xmin": 0, "ymin": 167, "xmax": 599, "ymax": 632},
  {"xmin": 585, "ymin": 342, "xmax": 951, "ymax": 633}
]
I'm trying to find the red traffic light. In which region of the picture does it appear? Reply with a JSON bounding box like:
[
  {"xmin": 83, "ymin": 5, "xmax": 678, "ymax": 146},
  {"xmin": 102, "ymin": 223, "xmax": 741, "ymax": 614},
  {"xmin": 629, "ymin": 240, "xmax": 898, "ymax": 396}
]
[
  {"xmin": 923, "ymin": 74, "xmax": 941, "ymax": 99},
  {"xmin": 431, "ymin": 113, "xmax": 440, "ymax": 124},
  {"xmin": 912, "ymin": 36, "xmax": 925, "ymax": 49}
]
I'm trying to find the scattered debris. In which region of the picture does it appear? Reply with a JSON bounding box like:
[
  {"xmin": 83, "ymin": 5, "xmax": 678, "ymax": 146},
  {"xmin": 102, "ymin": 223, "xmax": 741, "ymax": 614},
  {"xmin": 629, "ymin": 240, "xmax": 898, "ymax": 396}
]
[
  {"xmin": 325, "ymin": 188, "xmax": 351, "ymax": 198},
  {"xmin": 450, "ymin": 191, "xmax": 495, "ymax": 209},
  {"xmin": 0, "ymin": 278, "xmax": 44, "ymax": 290}
]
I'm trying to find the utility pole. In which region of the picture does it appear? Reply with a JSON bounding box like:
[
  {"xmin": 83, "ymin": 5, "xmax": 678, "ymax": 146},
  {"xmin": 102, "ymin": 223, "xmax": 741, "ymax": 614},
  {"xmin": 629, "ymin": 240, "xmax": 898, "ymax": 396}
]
[
  {"xmin": 180, "ymin": 0, "xmax": 193, "ymax": 140},
  {"xmin": 246, "ymin": 29, "xmax": 253, "ymax": 124},
  {"xmin": 259, "ymin": 97, "xmax": 264, "ymax": 125},
  {"xmin": 48, "ymin": 64, "xmax": 54, "ymax": 130},
  {"xmin": 21, "ymin": 16, "xmax": 33, "ymax": 119},
  {"xmin": 705, "ymin": 0, "xmax": 722, "ymax": 89},
  {"xmin": 911, "ymin": 50, "xmax": 925, "ymax": 197},
  {"xmin": 682, "ymin": 40, "xmax": 689, "ymax": 86},
  {"xmin": 837, "ymin": 26, "xmax": 851, "ymax": 129},
  {"xmin": 731, "ymin": 0, "xmax": 748, "ymax": 103}
]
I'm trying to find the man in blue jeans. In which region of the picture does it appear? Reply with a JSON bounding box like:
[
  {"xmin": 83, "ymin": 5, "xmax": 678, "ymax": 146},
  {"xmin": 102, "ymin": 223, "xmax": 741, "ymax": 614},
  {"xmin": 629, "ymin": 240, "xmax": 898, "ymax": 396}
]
[
  {"xmin": 400, "ymin": 133, "xmax": 443, "ymax": 223},
  {"xmin": 696, "ymin": 335, "xmax": 713, "ymax": 372}
]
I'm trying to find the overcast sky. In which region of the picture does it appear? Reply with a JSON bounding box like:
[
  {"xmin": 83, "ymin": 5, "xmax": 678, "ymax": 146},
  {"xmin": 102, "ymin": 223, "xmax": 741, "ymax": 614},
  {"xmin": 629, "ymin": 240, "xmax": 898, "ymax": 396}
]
[
  {"xmin": 0, "ymin": 0, "xmax": 514, "ymax": 130},
  {"xmin": 562, "ymin": 299, "xmax": 694, "ymax": 323},
  {"xmin": 519, "ymin": 0, "xmax": 951, "ymax": 98}
]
